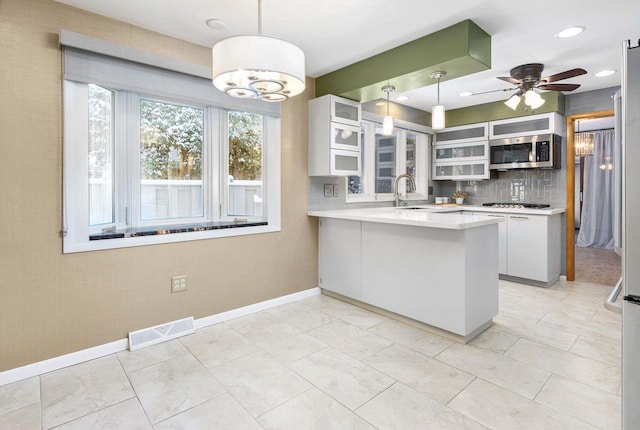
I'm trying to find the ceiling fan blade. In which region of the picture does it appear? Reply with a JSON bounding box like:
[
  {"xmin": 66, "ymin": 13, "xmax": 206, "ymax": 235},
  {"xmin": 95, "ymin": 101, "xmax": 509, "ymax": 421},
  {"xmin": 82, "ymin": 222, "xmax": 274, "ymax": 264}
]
[
  {"xmin": 497, "ymin": 76, "xmax": 521, "ymax": 84},
  {"xmin": 541, "ymin": 68, "xmax": 587, "ymax": 83},
  {"xmin": 537, "ymin": 83, "xmax": 581, "ymax": 91}
]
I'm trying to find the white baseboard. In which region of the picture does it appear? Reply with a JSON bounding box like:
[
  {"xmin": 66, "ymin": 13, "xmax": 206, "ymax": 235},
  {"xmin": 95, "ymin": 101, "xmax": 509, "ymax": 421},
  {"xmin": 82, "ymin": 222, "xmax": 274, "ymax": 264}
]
[
  {"xmin": 0, "ymin": 287, "xmax": 321, "ymax": 387},
  {"xmin": 195, "ymin": 287, "xmax": 321, "ymax": 329},
  {"xmin": 0, "ymin": 339, "xmax": 129, "ymax": 388}
]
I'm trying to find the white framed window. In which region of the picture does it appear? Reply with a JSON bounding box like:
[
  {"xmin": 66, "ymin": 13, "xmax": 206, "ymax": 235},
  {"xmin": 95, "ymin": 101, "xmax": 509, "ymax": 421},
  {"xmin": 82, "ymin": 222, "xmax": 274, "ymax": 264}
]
[
  {"xmin": 61, "ymin": 31, "xmax": 281, "ymax": 253},
  {"xmin": 346, "ymin": 115, "xmax": 430, "ymax": 203}
]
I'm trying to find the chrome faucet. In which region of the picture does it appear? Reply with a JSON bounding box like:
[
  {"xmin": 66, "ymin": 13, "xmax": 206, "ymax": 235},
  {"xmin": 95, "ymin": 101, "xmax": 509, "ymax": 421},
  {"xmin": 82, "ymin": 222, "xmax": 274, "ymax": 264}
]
[{"xmin": 394, "ymin": 174, "xmax": 416, "ymax": 207}]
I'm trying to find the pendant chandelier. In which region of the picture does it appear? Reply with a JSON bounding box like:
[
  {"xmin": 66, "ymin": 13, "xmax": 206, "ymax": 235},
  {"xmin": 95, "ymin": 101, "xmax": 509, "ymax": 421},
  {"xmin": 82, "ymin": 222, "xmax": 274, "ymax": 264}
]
[
  {"xmin": 575, "ymin": 121, "xmax": 594, "ymax": 157},
  {"xmin": 211, "ymin": 0, "xmax": 306, "ymax": 102}
]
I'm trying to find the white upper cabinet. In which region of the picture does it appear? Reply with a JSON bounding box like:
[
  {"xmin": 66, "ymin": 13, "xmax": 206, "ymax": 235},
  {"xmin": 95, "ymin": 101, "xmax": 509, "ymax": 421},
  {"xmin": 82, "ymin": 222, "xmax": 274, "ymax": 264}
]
[
  {"xmin": 433, "ymin": 140, "xmax": 488, "ymax": 163},
  {"xmin": 489, "ymin": 112, "xmax": 562, "ymax": 139},
  {"xmin": 434, "ymin": 122, "xmax": 489, "ymax": 145},
  {"xmin": 432, "ymin": 122, "xmax": 489, "ymax": 180},
  {"xmin": 330, "ymin": 96, "xmax": 361, "ymax": 127},
  {"xmin": 309, "ymin": 94, "xmax": 362, "ymax": 176}
]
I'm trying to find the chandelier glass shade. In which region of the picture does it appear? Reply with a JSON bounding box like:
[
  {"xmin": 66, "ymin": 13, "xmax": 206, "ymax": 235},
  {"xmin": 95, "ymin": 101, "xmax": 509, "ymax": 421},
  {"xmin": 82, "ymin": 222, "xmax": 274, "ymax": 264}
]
[{"xmin": 575, "ymin": 131, "xmax": 595, "ymax": 157}]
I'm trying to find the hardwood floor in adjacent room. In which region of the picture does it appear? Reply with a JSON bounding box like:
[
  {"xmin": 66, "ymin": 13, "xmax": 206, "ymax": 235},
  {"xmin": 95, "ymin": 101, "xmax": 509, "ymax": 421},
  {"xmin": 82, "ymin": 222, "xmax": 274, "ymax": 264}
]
[{"xmin": 575, "ymin": 245, "xmax": 622, "ymax": 287}]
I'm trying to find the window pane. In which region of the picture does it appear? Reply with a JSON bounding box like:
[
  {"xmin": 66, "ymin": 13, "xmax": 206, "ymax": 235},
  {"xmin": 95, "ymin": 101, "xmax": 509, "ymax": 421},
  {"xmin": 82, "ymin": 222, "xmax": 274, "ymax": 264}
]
[
  {"xmin": 228, "ymin": 111, "xmax": 263, "ymax": 217},
  {"xmin": 88, "ymin": 84, "xmax": 114, "ymax": 227},
  {"xmin": 140, "ymin": 99, "xmax": 204, "ymax": 221},
  {"xmin": 375, "ymin": 133, "xmax": 396, "ymax": 194},
  {"xmin": 406, "ymin": 133, "xmax": 416, "ymax": 178},
  {"xmin": 348, "ymin": 126, "xmax": 366, "ymax": 195}
]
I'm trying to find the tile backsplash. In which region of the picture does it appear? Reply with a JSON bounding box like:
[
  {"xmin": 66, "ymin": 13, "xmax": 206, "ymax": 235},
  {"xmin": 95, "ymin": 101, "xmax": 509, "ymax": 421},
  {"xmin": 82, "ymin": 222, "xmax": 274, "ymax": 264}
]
[{"xmin": 434, "ymin": 168, "xmax": 566, "ymax": 208}]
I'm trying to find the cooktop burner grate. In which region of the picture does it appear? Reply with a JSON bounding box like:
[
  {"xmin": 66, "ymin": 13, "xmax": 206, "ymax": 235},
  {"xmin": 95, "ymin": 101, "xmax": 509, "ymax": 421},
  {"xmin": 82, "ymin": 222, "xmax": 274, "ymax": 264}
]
[{"xmin": 483, "ymin": 202, "xmax": 551, "ymax": 209}]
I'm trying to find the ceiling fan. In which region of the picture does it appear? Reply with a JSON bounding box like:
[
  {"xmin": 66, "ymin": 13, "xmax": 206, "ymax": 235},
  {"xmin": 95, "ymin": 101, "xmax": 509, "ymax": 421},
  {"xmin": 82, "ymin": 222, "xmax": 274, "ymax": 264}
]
[{"xmin": 481, "ymin": 63, "xmax": 587, "ymax": 110}]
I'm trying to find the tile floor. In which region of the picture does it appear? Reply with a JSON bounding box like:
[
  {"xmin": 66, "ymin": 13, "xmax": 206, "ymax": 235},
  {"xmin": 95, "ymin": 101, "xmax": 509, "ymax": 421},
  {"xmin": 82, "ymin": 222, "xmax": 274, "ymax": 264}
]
[{"xmin": 0, "ymin": 279, "xmax": 621, "ymax": 429}]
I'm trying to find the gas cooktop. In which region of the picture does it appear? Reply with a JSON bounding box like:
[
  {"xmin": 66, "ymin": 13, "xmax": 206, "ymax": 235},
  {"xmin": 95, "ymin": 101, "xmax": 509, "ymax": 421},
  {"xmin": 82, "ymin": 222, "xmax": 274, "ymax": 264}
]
[{"xmin": 483, "ymin": 202, "xmax": 551, "ymax": 209}]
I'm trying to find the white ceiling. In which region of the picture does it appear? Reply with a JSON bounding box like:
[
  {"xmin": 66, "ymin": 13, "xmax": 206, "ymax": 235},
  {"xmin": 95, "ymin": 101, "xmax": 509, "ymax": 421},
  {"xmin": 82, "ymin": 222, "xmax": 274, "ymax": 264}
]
[{"xmin": 55, "ymin": 0, "xmax": 640, "ymax": 111}]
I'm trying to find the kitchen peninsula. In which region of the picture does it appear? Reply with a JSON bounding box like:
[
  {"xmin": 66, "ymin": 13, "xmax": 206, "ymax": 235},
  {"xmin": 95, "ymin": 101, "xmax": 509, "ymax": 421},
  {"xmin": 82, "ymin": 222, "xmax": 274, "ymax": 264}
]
[{"xmin": 308, "ymin": 207, "xmax": 501, "ymax": 342}]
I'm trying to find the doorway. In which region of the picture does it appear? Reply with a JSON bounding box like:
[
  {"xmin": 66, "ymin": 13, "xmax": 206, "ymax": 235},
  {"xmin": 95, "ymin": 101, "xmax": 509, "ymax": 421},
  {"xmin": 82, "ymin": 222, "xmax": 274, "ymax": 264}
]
[{"xmin": 566, "ymin": 110, "xmax": 621, "ymax": 284}]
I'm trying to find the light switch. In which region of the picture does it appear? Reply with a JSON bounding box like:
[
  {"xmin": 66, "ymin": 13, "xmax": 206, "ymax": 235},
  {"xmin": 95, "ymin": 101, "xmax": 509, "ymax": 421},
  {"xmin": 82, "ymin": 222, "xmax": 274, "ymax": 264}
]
[{"xmin": 333, "ymin": 184, "xmax": 340, "ymax": 197}]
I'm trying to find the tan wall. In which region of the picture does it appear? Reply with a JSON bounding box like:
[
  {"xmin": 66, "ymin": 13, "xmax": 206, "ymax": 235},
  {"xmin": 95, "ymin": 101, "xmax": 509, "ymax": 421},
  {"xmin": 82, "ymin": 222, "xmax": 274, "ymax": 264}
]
[{"xmin": 0, "ymin": 0, "xmax": 318, "ymax": 372}]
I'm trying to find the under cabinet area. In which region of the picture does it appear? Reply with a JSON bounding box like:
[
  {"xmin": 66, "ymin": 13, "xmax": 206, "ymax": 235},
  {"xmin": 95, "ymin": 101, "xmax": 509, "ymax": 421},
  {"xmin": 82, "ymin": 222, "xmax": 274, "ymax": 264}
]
[
  {"xmin": 309, "ymin": 94, "xmax": 362, "ymax": 176},
  {"xmin": 470, "ymin": 211, "xmax": 561, "ymax": 286}
]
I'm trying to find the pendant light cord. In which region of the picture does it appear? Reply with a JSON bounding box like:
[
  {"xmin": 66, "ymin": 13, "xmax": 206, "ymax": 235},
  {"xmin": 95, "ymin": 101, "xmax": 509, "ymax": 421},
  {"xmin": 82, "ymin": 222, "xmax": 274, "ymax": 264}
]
[{"xmin": 257, "ymin": 0, "xmax": 262, "ymax": 34}]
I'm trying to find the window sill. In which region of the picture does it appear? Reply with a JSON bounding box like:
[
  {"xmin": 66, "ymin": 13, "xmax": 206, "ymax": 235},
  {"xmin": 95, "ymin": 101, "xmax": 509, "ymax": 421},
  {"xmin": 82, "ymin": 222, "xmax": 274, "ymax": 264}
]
[
  {"xmin": 90, "ymin": 220, "xmax": 267, "ymax": 240},
  {"xmin": 65, "ymin": 221, "xmax": 277, "ymax": 253}
]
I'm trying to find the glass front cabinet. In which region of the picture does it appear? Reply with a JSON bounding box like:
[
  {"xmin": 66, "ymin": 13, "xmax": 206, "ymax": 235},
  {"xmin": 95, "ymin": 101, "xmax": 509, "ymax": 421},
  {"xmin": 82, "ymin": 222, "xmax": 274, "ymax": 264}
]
[
  {"xmin": 309, "ymin": 94, "xmax": 362, "ymax": 176},
  {"xmin": 432, "ymin": 122, "xmax": 490, "ymax": 180}
]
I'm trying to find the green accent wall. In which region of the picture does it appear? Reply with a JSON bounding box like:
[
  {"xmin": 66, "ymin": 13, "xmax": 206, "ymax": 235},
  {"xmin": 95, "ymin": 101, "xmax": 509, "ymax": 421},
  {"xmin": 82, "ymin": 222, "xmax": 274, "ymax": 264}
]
[
  {"xmin": 315, "ymin": 20, "xmax": 491, "ymax": 103},
  {"xmin": 445, "ymin": 92, "xmax": 566, "ymax": 127}
]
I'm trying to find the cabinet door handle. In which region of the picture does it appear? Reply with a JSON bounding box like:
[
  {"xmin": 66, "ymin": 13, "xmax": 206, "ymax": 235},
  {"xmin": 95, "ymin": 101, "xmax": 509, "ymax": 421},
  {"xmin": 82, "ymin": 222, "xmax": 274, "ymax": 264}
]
[
  {"xmin": 510, "ymin": 216, "xmax": 529, "ymax": 220},
  {"xmin": 487, "ymin": 214, "xmax": 504, "ymax": 218}
]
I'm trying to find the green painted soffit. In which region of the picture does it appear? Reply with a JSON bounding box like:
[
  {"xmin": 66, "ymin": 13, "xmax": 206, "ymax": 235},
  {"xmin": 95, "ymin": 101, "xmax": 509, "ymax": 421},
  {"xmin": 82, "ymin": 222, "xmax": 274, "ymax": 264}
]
[
  {"xmin": 445, "ymin": 92, "xmax": 566, "ymax": 127},
  {"xmin": 315, "ymin": 19, "xmax": 491, "ymax": 103}
]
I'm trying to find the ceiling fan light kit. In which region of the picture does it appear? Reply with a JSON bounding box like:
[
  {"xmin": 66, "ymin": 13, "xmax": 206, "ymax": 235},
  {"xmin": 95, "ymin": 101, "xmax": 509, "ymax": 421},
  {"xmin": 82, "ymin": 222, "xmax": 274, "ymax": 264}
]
[
  {"xmin": 498, "ymin": 63, "xmax": 586, "ymax": 111},
  {"xmin": 211, "ymin": 0, "xmax": 306, "ymax": 102}
]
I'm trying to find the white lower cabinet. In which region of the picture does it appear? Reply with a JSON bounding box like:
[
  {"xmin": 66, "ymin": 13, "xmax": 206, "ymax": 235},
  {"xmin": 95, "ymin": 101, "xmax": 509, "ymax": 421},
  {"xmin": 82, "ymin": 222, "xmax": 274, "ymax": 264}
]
[
  {"xmin": 506, "ymin": 213, "xmax": 561, "ymax": 285},
  {"xmin": 318, "ymin": 218, "xmax": 362, "ymax": 300},
  {"xmin": 470, "ymin": 211, "xmax": 561, "ymax": 286},
  {"xmin": 474, "ymin": 212, "xmax": 507, "ymax": 274},
  {"xmin": 317, "ymin": 216, "xmax": 498, "ymax": 340}
]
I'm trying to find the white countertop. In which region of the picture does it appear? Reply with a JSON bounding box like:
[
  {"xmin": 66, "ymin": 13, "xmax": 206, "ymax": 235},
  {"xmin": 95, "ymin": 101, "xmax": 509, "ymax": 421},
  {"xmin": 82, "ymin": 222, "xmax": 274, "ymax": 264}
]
[
  {"xmin": 308, "ymin": 205, "xmax": 565, "ymax": 230},
  {"xmin": 308, "ymin": 207, "xmax": 501, "ymax": 230}
]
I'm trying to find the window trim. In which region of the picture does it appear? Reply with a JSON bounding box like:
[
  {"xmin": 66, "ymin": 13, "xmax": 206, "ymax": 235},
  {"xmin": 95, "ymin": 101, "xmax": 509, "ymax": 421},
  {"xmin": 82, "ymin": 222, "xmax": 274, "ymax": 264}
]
[
  {"xmin": 345, "ymin": 113, "xmax": 431, "ymax": 203},
  {"xmin": 63, "ymin": 81, "xmax": 281, "ymax": 254}
]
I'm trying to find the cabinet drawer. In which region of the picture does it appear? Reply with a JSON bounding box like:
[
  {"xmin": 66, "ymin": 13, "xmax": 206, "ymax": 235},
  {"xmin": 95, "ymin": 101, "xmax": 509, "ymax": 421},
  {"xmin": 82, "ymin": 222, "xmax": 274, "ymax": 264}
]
[
  {"xmin": 433, "ymin": 140, "xmax": 488, "ymax": 162},
  {"xmin": 489, "ymin": 113, "xmax": 561, "ymax": 139},
  {"xmin": 330, "ymin": 96, "xmax": 361, "ymax": 126},
  {"xmin": 331, "ymin": 123, "xmax": 361, "ymax": 151},
  {"xmin": 434, "ymin": 123, "xmax": 489, "ymax": 145},
  {"xmin": 331, "ymin": 149, "xmax": 361, "ymax": 176},
  {"xmin": 432, "ymin": 160, "xmax": 489, "ymax": 180}
]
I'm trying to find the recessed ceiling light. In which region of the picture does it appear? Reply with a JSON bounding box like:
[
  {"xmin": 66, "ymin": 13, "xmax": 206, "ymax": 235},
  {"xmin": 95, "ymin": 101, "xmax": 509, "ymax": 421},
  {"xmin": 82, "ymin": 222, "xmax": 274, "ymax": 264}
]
[
  {"xmin": 595, "ymin": 70, "xmax": 616, "ymax": 77},
  {"xmin": 395, "ymin": 95, "xmax": 409, "ymax": 101},
  {"xmin": 555, "ymin": 26, "xmax": 585, "ymax": 38},
  {"xmin": 206, "ymin": 19, "xmax": 226, "ymax": 30},
  {"xmin": 459, "ymin": 91, "xmax": 473, "ymax": 97}
]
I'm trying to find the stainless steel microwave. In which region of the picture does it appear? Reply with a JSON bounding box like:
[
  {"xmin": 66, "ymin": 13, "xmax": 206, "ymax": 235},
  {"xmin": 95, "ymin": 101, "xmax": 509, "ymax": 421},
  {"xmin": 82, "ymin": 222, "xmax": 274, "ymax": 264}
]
[{"xmin": 489, "ymin": 133, "xmax": 560, "ymax": 170}]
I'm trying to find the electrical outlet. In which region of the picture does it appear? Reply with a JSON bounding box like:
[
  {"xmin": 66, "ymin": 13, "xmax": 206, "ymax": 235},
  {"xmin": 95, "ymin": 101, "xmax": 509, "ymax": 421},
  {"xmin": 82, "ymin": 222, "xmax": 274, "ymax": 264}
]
[
  {"xmin": 324, "ymin": 184, "xmax": 333, "ymax": 197},
  {"xmin": 171, "ymin": 275, "xmax": 187, "ymax": 293},
  {"xmin": 333, "ymin": 184, "xmax": 340, "ymax": 197}
]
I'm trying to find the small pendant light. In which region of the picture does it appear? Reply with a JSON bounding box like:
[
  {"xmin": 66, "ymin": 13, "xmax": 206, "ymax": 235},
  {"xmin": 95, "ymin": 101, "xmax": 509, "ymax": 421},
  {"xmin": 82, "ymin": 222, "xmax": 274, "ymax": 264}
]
[
  {"xmin": 430, "ymin": 71, "xmax": 446, "ymax": 130},
  {"xmin": 381, "ymin": 85, "xmax": 396, "ymax": 136}
]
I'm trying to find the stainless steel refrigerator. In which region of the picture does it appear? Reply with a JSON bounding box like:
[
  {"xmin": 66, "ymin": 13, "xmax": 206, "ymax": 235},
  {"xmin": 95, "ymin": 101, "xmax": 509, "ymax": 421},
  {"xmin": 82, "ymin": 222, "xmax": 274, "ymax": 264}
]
[{"xmin": 622, "ymin": 38, "xmax": 640, "ymax": 429}]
